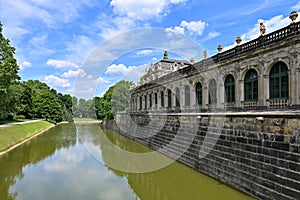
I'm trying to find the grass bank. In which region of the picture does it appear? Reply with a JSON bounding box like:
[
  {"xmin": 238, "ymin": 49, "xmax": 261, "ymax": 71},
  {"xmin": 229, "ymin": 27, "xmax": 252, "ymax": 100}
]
[{"xmin": 0, "ymin": 121, "xmax": 53, "ymax": 152}]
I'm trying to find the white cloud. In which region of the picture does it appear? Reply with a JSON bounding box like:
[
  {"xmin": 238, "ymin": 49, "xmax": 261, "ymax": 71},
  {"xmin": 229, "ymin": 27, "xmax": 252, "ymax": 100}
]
[
  {"xmin": 1, "ymin": 0, "xmax": 95, "ymax": 29},
  {"xmin": 202, "ymin": 31, "xmax": 221, "ymax": 41},
  {"xmin": 88, "ymin": 14, "xmax": 138, "ymax": 40},
  {"xmin": 20, "ymin": 61, "xmax": 32, "ymax": 70},
  {"xmin": 62, "ymin": 69, "xmax": 86, "ymax": 78},
  {"xmin": 180, "ymin": 20, "xmax": 207, "ymax": 36},
  {"xmin": 65, "ymin": 35, "xmax": 97, "ymax": 64},
  {"xmin": 292, "ymin": 1, "xmax": 300, "ymax": 10},
  {"xmin": 110, "ymin": 0, "xmax": 187, "ymax": 20},
  {"xmin": 96, "ymin": 77, "xmax": 110, "ymax": 83},
  {"xmin": 46, "ymin": 59, "xmax": 78, "ymax": 69},
  {"xmin": 105, "ymin": 64, "xmax": 128, "ymax": 75},
  {"xmin": 223, "ymin": 14, "xmax": 291, "ymax": 51},
  {"xmin": 165, "ymin": 20, "xmax": 207, "ymax": 37},
  {"xmin": 165, "ymin": 26, "xmax": 185, "ymax": 36},
  {"xmin": 136, "ymin": 49, "xmax": 154, "ymax": 56},
  {"xmin": 104, "ymin": 63, "xmax": 147, "ymax": 82},
  {"xmin": 44, "ymin": 75, "xmax": 71, "ymax": 88},
  {"xmin": 243, "ymin": 15, "xmax": 290, "ymax": 41}
]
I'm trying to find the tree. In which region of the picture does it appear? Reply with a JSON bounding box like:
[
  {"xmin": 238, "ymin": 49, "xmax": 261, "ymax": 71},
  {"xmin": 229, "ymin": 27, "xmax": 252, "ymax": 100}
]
[
  {"xmin": 0, "ymin": 22, "xmax": 20, "ymax": 119},
  {"xmin": 33, "ymin": 91, "xmax": 63, "ymax": 123},
  {"xmin": 57, "ymin": 93, "xmax": 73, "ymax": 122},
  {"xmin": 111, "ymin": 80, "xmax": 133, "ymax": 116},
  {"xmin": 94, "ymin": 80, "xmax": 132, "ymax": 120}
]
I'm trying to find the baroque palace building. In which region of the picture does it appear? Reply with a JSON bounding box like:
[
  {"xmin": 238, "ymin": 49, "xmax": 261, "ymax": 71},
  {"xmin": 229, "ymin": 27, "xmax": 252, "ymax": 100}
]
[{"xmin": 129, "ymin": 10, "xmax": 300, "ymax": 113}]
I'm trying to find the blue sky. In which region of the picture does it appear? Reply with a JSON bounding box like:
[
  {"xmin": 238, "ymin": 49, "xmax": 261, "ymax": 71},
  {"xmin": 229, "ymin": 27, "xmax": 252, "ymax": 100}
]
[{"xmin": 1, "ymin": 0, "xmax": 300, "ymax": 98}]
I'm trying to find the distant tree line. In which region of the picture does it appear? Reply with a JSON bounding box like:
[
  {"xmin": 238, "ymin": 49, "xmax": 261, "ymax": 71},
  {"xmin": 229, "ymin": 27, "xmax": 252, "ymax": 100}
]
[{"xmin": 73, "ymin": 80, "xmax": 133, "ymax": 120}]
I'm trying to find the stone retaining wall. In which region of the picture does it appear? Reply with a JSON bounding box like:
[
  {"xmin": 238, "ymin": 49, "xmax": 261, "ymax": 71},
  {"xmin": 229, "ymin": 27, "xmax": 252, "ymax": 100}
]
[{"xmin": 116, "ymin": 112, "xmax": 300, "ymax": 200}]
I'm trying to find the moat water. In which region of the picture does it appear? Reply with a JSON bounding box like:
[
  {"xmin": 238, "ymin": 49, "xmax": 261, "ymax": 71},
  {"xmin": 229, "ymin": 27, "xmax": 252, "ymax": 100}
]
[{"xmin": 0, "ymin": 122, "xmax": 256, "ymax": 200}]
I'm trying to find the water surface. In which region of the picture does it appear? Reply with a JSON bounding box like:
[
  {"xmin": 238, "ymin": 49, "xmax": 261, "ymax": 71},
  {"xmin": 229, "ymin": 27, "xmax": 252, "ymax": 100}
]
[{"xmin": 0, "ymin": 123, "xmax": 256, "ymax": 200}]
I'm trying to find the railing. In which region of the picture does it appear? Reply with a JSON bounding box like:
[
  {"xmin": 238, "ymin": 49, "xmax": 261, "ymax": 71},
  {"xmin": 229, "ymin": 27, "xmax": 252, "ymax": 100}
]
[
  {"xmin": 224, "ymin": 102, "xmax": 235, "ymax": 109},
  {"xmin": 267, "ymin": 99, "xmax": 289, "ymax": 108},
  {"xmin": 242, "ymin": 101, "xmax": 258, "ymax": 109}
]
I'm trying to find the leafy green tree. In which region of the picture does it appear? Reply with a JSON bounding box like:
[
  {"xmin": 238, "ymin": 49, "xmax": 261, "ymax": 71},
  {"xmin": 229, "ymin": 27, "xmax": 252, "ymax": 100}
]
[
  {"xmin": 19, "ymin": 82, "xmax": 34, "ymax": 119},
  {"xmin": 111, "ymin": 80, "xmax": 133, "ymax": 116},
  {"xmin": 0, "ymin": 22, "xmax": 20, "ymax": 119},
  {"xmin": 94, "ymin": 80, "xmax": 132, "ymax": 120},
  {"xmin": 57, "ymin": 93, "xmax": 73, "ymax": 122},
  {"xmin": 33, "ymin": 91, "xmax": 63, "ymax": 123}
]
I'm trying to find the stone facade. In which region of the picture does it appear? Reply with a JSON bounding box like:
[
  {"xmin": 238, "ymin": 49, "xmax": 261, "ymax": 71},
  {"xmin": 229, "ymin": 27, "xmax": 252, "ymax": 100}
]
[{"xmin": 129, "ymin": 18, "xmax": 300, "ymax": 113}]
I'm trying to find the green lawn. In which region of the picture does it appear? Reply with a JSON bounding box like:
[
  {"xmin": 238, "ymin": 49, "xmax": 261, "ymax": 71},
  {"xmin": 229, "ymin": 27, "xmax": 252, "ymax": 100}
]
[{"xmin": 0, "ymin": 121, "xmax": 53, "ymax": 152}]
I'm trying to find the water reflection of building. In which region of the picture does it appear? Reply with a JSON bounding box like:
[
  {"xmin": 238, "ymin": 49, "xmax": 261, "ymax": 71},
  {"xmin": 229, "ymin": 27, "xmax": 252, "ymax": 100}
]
[{"xmin": 101, "ymin": 130, "xmax": 250, "ymax": 200}]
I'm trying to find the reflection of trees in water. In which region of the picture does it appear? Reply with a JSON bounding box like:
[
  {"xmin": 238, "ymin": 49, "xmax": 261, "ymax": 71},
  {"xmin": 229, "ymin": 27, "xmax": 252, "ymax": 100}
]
[
  {"xmin": 97, "ymin": 127, "xmax": 253, "ymax": 200},
  {"xmin": 97, "ymin": 128, "xmax": 196, "ymax": 200},
  {"xmin": 0, "ymin": 123, "xmax": 76, "ymax": 200}
]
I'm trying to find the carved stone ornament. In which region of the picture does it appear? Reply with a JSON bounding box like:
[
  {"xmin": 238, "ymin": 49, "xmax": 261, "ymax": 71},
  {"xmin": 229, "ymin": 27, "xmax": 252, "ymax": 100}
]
[
  {"xmin": 217, "ymin": 44, "xmax": 223, "ymax": 52},
  {"xmin": 290, "ymin": 10, "xmax": 298, "ymax": 23},
  {"xmin": 236, "ymin": 36, "xmax": 242, "ymax": 45},
  {"xmin": 260, "ymin": 22, "xmax": 266, "ymax": 36}
]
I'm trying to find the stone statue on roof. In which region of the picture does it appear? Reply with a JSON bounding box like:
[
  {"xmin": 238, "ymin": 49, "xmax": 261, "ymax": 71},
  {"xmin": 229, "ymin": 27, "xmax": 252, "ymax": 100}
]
[{"xmin": 260, "ymin": 22, "xmax": 266, "ymax": 36}]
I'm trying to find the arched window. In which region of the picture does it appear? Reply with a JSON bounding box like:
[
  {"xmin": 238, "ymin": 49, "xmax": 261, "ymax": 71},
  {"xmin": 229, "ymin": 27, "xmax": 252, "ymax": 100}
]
[
  {"xmin": 154, "ymin": 93, "xmax": 158, "ymax": 109},
  {"xmin": 175, "ymin": 88, "xmax": 180, "ymax": 107},
  {"xmin": 184, "ymin": 85, "xmax": 190, "ymax": 106},
  {"xmin": 209, "ymin": 79, "xmax": 217, "ymax": 104},
  {"xmin": 270, "ymin": 62, "xmax": 288, "ymax": 99},
  {"xmin": 244, "ymin": 69, "xmax": 258, "ymax": 102},
  {"xmin": 149, "ymin": 94, "xmax": 152, "ymax": 108},
  {"xmin": 225, "ymin": 75, "xmax": 235, "ymax": 103},
  {"xmin": 195, "ymin": 82, "xmax": 202, "ymax": 105},
  {"xmin": 144, "ymin": 95, "xmax": 147, "ymax": 110},
  {"xmin": 135, "ymin": 98, "xmax": 138, "ymax": 111},
  {"xmin": 167, "ymin": 89, "xmax": 172, "ymax": 108},
  {"xmin": 132, "ymin": 98, "xmax": 134, "ymax": 111},
  {"xmin": 160, "ymin": 91, "xmax": 164, "ymax": 107},
  {"xmin": 139, "ymin": 96, "xmax": 142, "ymax": 110}
]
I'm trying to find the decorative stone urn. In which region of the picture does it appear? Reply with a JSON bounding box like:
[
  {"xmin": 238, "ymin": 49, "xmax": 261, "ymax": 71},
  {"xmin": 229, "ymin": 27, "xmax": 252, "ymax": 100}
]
[
  {"xmin": 290, "ymin": 10, "xmax": 298, "ymax": 23},
  {"xmin": 217, "ymin": 45, "xmax": 223, "ymax": 53},
  {"xmin": 236, "ymin": 36, "xmax": 242, "ymax": 45}
]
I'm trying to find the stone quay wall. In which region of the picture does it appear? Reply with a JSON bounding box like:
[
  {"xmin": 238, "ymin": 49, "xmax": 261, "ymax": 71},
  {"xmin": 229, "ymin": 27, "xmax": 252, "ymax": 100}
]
[{"xmin": 116, "ymin": 112, "xmax": 300, "ymax": 200}]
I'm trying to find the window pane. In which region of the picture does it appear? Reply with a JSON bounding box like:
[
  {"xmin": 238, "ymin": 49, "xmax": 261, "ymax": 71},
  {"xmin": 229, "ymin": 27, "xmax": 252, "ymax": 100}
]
[
  {"xmin": 244, "ymin": 69, "xmax": 258, "ymax": 101},
  {"xmin": 185, "ymin": 86, "xmax": 190, "ymax": 106},
  {"xmin": 269, "ymin": 62, "xmax": 288, "ymax": 99},
  {"xmin": 196, "ymin": 83, "xmax": 202, "ymax": 105}
]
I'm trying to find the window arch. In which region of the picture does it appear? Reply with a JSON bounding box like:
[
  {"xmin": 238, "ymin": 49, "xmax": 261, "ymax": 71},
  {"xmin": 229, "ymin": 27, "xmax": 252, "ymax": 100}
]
[
  {"xmin": 184, "ymin": 85, "xmax": 190, "ymax": 106},
  {"xmin": 269, "ymin": 62, "xmax": 288, "ymax": 99},
  {"xmin": 195, "ymin": 82, "xmax": 202, "ymax": 105},
  {"xmin": 209, "ymin": 79, "xmax": 217, "ymax": 104},
  {"xmin": 175, "ymin": 88, "xmax": 180, "ymax": 107},
  {"xmin": 160, "ymin": 91, "xmax": 164, "ymax": 107},
  {"xmin": 225, "ymin": 74, "xmax": 235, "ymax": 103},
  {"xmin": 167, "ymin": 89, "xmax": 172, "ymax": 108},
  {"xmin": 244, "ymin": 69, "xmax": 258, "ymax": 102}
]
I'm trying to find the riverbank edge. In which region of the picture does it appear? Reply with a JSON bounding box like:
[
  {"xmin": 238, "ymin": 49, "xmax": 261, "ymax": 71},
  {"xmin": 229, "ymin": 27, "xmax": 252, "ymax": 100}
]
[
  {"xmin": 102, "ymin": 119, "xmax": 256, "ymax": 199},
  {"xmin": 0, "ymin": 123, "xmax": 57, "ymax": 157}
]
